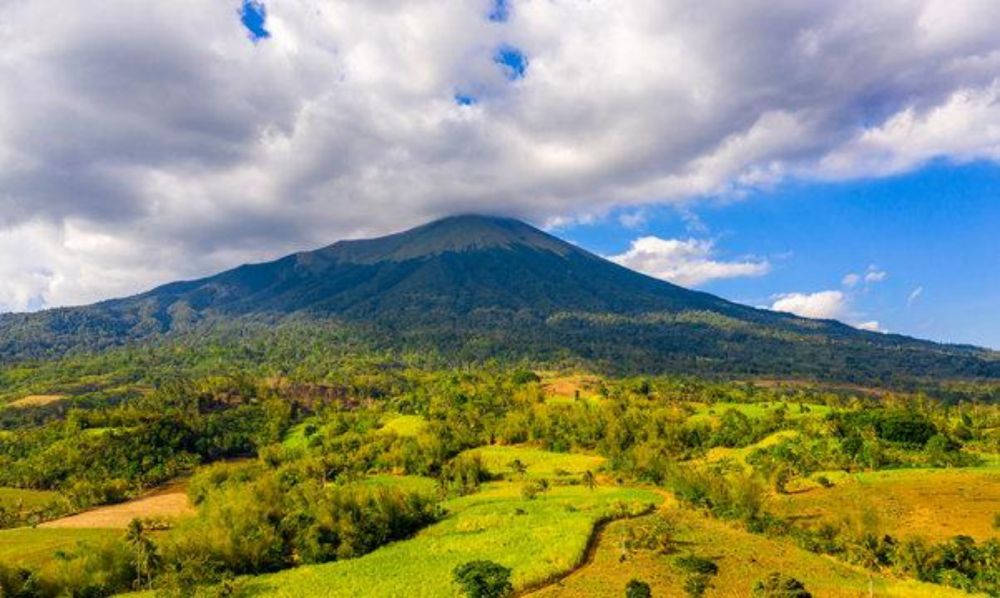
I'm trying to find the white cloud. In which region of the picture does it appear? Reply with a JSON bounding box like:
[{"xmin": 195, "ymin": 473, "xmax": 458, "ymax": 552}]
[
  {"xmin": 1, "ymin": 1, "xmax": 999, "ymax": 308},
  {"xmin": 908, "ymin": 285, "xmax": 925, "ymax": 305},
  {"xmin": 608, "ymin": 237, "xmax": 770, "ymax": 287},
  {"xmin": 842, "ymin": 273, "xmax": 861, "ymax": 288},
  {"xmin": 856, "ymin": 320, "xmax": 887, "ymax": 333},
  {"xmin": 771, "ymin": 290, "xmax": 847, "ymax": 320},
  {"xmin": 864, "ymin": 265, "xmax": 888, "ymax": 283}
]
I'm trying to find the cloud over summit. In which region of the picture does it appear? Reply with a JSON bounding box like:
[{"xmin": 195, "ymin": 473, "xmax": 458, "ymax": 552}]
[{"xmin": 1, "ymin": 0, "xmax": 999, "ymax": 310}]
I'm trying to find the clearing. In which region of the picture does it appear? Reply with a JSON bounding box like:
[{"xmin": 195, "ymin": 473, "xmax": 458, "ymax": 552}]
[
  {"xmin": 39, "ymin": 481, "xmax": 194, "ymax": 529},
  {"xmin": 529, "ymin": 508, "xmax": 969, "ymax": 598},
  {"xmin": 0, "ymin": 527, "xmax": 118, "ymax": 568},
  {"xmin": 774, "ymin": 466, "xmax": 1000, "ymax": 542},
  {"xmin": 5, "ymin": 394, "xmax": 65, "ymax": 408}
]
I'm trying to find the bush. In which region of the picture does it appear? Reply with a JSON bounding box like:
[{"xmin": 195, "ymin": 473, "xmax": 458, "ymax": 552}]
[
  {"xmin": 752, "ymin": 572, "xmax": 812, "ymax": 597},
  {"xmin": 675, "ymin": 554, "xmax": 718, "ymax": 575},
  {"xmin": 453, "ymin": 560, "xmax": 513, "ymax": 598},
  {"xmin": 625, "ymin": 578, "xmax": 651, "ymax": 598},
  {"xmin": 683, "ymin": 573, "xmax": 711, "ymax": 597}
]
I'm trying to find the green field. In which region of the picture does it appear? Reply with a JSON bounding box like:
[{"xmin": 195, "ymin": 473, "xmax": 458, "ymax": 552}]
[
  {"xmin": 0, "ymin": 487, "xmax": 61, "ymax": 511},
  {"xmin": 380, "ymin": 414, "xmax": 427, "ymax": 437},
  {"xmin": 0, "ymin": 527, "xmax": 118, "ymax": 568},
  {"xmin": 239, "ymin": 448, "xmax": 659, "ymax": 597},
  {"xmin": 687, "ymin": 400, "xmax": 833, "ymax": 423},
  {"xmin": 465, "ymin": 445, "xmax": 605, "ymax": 479}
]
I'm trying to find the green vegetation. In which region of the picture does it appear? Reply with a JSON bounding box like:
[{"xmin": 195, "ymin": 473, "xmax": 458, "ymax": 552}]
[
  {"xmin": 0, "ymin": 335, "xmax": 997, "ymax": 596},
  {"xmin": 240, "ymin": 482, "xmax": 658, "ymax": 597}
]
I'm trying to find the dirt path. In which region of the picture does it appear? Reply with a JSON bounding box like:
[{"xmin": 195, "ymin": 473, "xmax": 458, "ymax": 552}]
[{"xmin": 39, "ymin": 482, "xmax": 194, "ymax": 529}]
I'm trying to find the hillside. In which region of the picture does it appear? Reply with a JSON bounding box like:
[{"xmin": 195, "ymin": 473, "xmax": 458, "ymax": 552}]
[{"xmin": 0, "ymin": 215, "xmax": 997, "ymax": 381}]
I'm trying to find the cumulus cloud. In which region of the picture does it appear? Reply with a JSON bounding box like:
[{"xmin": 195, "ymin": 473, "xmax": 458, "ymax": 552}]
[
  {"xmin": 770, "ymin": 291, "xmax": 848, "ymax": 320},
  {"xmin": 856, "ymin": 320, "xmax": 887, "ymax": 333},
  {"xmin": 2, "ymin": 0, "xmax": 1000, "ymax": 309},
  {"xmin": 608, "ymin": 237, "xmax": 770, "ymax": 287},
  {"xmin": 842, "ymin": 273, "xmax": 861, "ymax": 288}
]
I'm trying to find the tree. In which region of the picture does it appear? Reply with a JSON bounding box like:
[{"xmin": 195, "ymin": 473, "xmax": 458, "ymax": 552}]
[
  {"xmin": 625, "ymin": 578, "xmax": 652, "ymax": 598},
  {"xmin": 453, "ymin": 560, "xmax": 513, "ymax": 598},
  {"xmin": 125, "ymin": 518, "xmax": 158, "ymax": 590},
  {"xmin": 752, "ymin": 572, "xmax": 812, "ymax": 597}
]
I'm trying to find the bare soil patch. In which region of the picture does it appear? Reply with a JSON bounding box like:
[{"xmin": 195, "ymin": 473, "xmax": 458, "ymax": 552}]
[{"xmin": 40, "ymin": 481, "xmax": 194, "ymax": 529}]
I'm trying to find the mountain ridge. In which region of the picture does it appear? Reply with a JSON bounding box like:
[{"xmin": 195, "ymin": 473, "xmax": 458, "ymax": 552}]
[{"xmin": 0, "ymin": 214, "xmax": 996, "ymax": 380}]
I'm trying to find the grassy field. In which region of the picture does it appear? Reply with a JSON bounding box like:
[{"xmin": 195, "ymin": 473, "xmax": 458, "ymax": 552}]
[
  {"xmin": 465, "ymin": 445, "xmax": 605, "ymax": 479},
  {"xmin": 5, "ymin": 394, "xmax": 65, "ymax": 408},
  {"xmin": 530, "ymin": 509, "xmax": 971, "ymax": 598},
  {"xmin": 540, "ymin": 374, "xmax": 603, "ymax": 405},
  {"xmin": 0, "ymin": 487, "xmax": 61, "ymax": 511},
  {"xmin": 775, "ymin": 466, "xmax": 1000, "ymax": 542},
  {"xmin": 687, "ymin": 400, "xmax": 833, "ymax": 423},
  {"xmin": 703, "ymin": 430, "xmax": 801, "ymax": 468},
  {"xmin": 39, "ymin": 482, "xmax": 193, "ymax": 529},
  {"xmin": 0, "ymin": 527, "xmax": 119, "ymax": 568},
  {"xmin": 239, "ymin": 449, "xmax": 660, "ymax": 597},
  {"xmin": 281, "ymin": 420, "xmax": 320, "ymax": 451},
  {"xmin": 380, "ymin": 414, "xmax": 427, "ymax": 437}
]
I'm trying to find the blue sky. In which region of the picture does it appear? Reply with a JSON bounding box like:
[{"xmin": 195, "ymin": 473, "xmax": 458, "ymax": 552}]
[{"xmin": 563, "ymin": 161, "xmax": 1000, "ymax": 348}]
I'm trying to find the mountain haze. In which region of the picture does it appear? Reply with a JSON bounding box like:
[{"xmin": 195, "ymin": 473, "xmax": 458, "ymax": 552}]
[{"xmin": 1, "ymin": 215, "xmax": 996, "ymax": 380}]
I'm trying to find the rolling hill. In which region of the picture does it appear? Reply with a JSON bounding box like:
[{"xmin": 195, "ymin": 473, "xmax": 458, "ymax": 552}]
[{"xmin": 0, "ymin": 215, "xmax": 996, "ymax": 380}]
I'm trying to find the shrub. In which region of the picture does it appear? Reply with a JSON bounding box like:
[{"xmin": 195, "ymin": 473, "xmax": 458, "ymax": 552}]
[
  {"xmin": 675, "ymin": 554, "xmax": 718, "ymax": 575},
  {"xmin": 453, "ymin": 560, "xmax": 513, "ymax": 598},
  {"xmin": 683, "ymin": 573, "xmax": 711, "ymax": 597},
  {"xmin": 752, "ymin": 572, "xmax": 812, "ymax": 597},
  {"xmin": 625, "ymin": 578, "xmax": 652, "ymax": 598}
]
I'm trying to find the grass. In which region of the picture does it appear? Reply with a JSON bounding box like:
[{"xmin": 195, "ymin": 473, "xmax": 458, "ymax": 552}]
[
  {"xmin": 240, "ymin": 447, "xmax": 659, "ymax": 597},
  {"xmin": 380, "ymin": 414, "xmax": 427, "ymax": 437},
  {"xmin": 0, "ymin": 527, "xmax": 118, "ymax": 568},
  {"xmin": 529, "ymin": 508, "xmax": 971, "ymax": 598},
  {"xmin": 39, "ymin": 483, "xmax": 194, "ymax": 529},
  {"xmin": 541, "ymin": 374, "xmax": 603, "ymax": 406},
  {"xmin": 282, "ymin": 420, "xmax": 321, "ymax": 451},
  {"xmin": 687, "ymin": 400, "xmax": 833, "ymax": 424},
  {"xmin": 465, "ymin": 445, "xmax": 605, "ymax": 479},
  {"xmin": 0, "ymin": 487, "xmax": 61, "ymax": 511},
  {"xmin": 703, "ymin": 430, "xmax": 800, "ymax": 468},
  {"xmin": 4, "ymin": 394, "xmax": 65, "ymax": 408},
  {"xmin": 775, "ymin": 466, "xmax": 1000, "ymax": 541}
]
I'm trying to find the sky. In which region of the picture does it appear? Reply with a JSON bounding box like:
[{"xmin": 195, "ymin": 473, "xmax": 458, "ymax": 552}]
[{"xmin": 0, "ymin": 0, "xmax": 997, "ymax": 347}]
